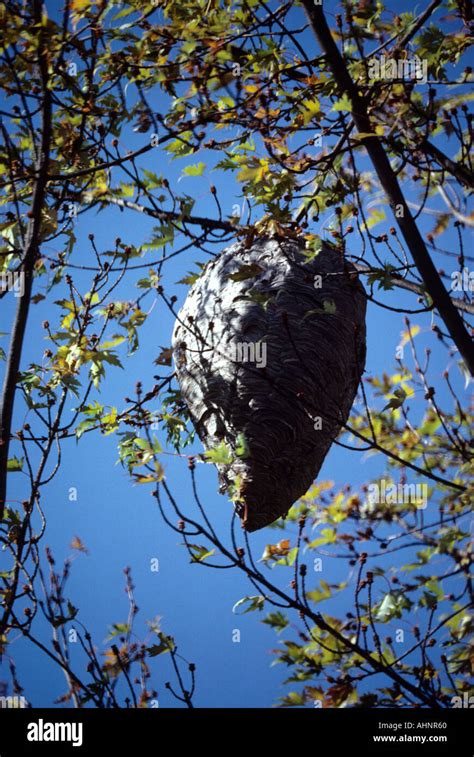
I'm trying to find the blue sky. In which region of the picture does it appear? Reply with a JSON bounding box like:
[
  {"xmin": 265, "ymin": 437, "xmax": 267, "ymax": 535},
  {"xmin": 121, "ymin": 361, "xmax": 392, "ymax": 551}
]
[{"xmin": 0, "ymin": 0, "xmax": 472, "ymax": 707}]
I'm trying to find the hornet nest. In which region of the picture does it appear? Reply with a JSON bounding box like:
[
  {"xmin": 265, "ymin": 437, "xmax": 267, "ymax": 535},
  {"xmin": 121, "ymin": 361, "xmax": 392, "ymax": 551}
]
[{"xmin": 172, "ymin": 236, "xmax": 366, "ymax": 531}]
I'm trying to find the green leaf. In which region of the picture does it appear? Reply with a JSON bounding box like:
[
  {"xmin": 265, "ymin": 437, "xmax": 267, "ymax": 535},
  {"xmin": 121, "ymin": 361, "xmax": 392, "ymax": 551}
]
[
  {"xmin": 304, "ymin": 234, "xmax": 323, "ymax": 259},
  {"xmin": 235, "ymin": 432, "xmax": 250, "ymax": 459},
  {"xmin": 112, "ymin": 7, "xmax": 134, "ymax": 20},
  {"xmin": 382, "ymin": 387, "xmax": 407, "ymax": 412},
  {"xmin": 232, "ymin": 595, "xmax": 265, "ymax": 614},
  {"xmin": 332, "ymin": 93, "xmax": 353, "ymax": 112},
  {"xmin": 366, "ymin": 264, "xmax": 397, "ymax": 291},
  {"xmin": 132, "ymin": 461, "xmax": 164, "ymax": 484},
  {"xmin": 147, "ymin": 633, "xmax": 175, "ymax": 657},
  {"xmin": 308, "ymin": 528, "xmax": 337, "ymax": 548},
  {"xmin": 375, "ymin": 592, "xmax": 411, "ymax": 622},
  {"xmin": 142, "ymin": 170, "xmax": 163, "ymax": 189},
  {"xmin": 234, "ymin": 289, "xmax": 275, "ymax": 310},
  {"xmin": 362, "ymin": 208, "xmax": 386, "ymax": 230},
  {"xmin": 75, "ymin": 419, "xmax": 95, "ymax": 439},
  {"xmin": 100, "ymin": 336, "xmax": 126, "ymax": 350},
  {"xmin": 177, "ymin": 271, "xmax": 200, "ymax": 285},
  {"xmin": 262, "ymin": 611, "xmax": 289, "ymax": 633},
  {"xmin": 186, "ymin": 543, "xmax": 215, "ymax": 563},
  {"xmin": 204, "ymin": 441, "xmax": 233, "ymax": 464},
  {"xmin": 323, "ymin": 299, "xmax": 336, "ymax": 314},
  {"xmin": 227, "ymin": 263, "xmax": 264, "ymax": 282},
  {"xmin": 279, "ymin": 691, "xmax": 305, "ymax": 707},
  {"xmin": 181, "ymin": 162, "xmax": 206, "ymax": 177},
  {"xmin": 300, "ymin": 98, "xmax": 321, "ymax": 124},
  {"xmin": 165, "ymin": 131, "xmax": 194, "ymax": 158},
  {"xmin": 375, "ymin": 594, "xmax": 396, "ymax": 621},
  {"xmin": 7, "ymin": 457, "xmax": 24, "ymax": 472},
  {"xmin": 106, "ymin": 623, "xmax": 131, "ymax": 640},
  {"xmin": 420, "ymin": 591, "xmax": 438, "ymax": 609},
  {"xmin": 306, "ymin": 579, "xmax": 332, "ymax": 604},
  {"xmin": 176, "ymin": 262, "xmax": 206, "ymax": 286},
  {"xmin": 118, "ymin": 182, "xmax": 135, "ymax": 198}
]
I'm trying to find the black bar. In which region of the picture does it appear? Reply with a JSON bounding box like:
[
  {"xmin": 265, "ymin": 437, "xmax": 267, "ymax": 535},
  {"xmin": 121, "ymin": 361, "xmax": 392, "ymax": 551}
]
[{"xmin": 0, "ymin": 707, "xmax": 471, "ymax": 756}]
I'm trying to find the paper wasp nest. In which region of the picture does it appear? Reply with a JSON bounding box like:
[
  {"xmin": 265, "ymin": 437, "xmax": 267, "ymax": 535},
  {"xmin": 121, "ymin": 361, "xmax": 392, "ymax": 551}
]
[{"xmin": 172, "ymin": 237, "xmax": 366, "ymax": 531}]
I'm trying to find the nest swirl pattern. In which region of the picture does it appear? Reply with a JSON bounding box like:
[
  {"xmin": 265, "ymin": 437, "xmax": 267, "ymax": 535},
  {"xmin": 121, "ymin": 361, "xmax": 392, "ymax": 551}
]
[{"xmin": 172, "ymin": 237, "xmax": 367, "ymax": 531}]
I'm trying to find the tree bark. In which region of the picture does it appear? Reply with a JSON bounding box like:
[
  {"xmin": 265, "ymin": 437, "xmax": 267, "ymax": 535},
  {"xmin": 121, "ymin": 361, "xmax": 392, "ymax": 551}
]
[{"xmin": 0, "ymin": 0, "xmax": 52, "ymax": 523}]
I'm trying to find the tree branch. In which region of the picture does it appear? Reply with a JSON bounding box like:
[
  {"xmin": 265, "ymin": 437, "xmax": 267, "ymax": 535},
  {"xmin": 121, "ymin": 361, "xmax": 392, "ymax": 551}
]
[
  {"xmin": 101, "ymin": 199, "xmax": 474, "ymax": 314},
  {"xmin": 0, "ymin": 0, "xmax": 53, "ymax": 523},
  {"xmin": 423, "ymin": 139, "xmax": 474, "ymax": 189},
  {"xmin": 353, "ymin": 263, "xmax": 474, "ymax": 316},
  {"xmin": 301, "ymin": 0, "xmax": 474, "ymax": 376},
  {"xmin": 391, "ymin": 0, "xmax": 443, "ymax": 54},
  {"xmin": 102, "ymin": 196, "xmax": 237, "ymax": 232}
]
